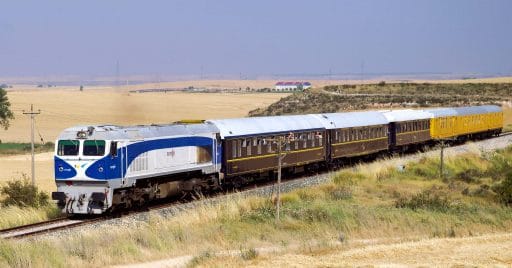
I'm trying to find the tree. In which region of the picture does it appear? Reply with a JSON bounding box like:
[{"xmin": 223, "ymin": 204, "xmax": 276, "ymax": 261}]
[{"xmin": 0, "ymin": 87, "xmax": 14, "ymax": 130}]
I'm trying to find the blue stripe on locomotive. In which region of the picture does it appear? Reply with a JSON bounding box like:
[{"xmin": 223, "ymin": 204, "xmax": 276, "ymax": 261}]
[
  {"xmin": 54, "ymin": 157, "xmax": 77, "ymax": 179},
  {"xmin": 55, "ymin": 136, "xmax": 215, "ymax": 180}
]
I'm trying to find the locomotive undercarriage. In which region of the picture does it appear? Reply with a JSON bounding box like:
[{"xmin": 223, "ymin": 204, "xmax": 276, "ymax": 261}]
[{"xmin": 111, "ymin": 172, "xmax": 221, "ymax": 211}]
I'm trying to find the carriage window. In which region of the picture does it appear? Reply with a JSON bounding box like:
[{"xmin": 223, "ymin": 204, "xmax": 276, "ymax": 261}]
[
  {"xmin": 232, "ymin": 140, "xmax": 237, "ymax": 158},
  {"xmin": 303, "ymin": 134, "xmax": 307, "ymax": 148},
  {"xmin": 257, "ymin": 139, "xmax": 262, "ymax": 154},
  {"xmin": 83, "ymin": 140, "xmax": 106, "ymax": 156},
  {"xmin": 237, "ymin": 140, "xmax": 242, "ymax": 157},
  {"xmin": 246, "ymin": 139, "xmax": 252, "ymax": 156},
  {"xmin": 57, "ymin": 140, "xmax": 79, "ymax": 156}
]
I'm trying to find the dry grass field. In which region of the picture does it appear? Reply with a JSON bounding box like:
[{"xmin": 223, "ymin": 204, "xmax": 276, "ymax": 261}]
[
  {"xmin": 3, "ymin": 89, "xmax": 287, "ymax": 142},
  {"xmin": 0, "ymin": 87, "xmax": 288, "ymax": 192}
]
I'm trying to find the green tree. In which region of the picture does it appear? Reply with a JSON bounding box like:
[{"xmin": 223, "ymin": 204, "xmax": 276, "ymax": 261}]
[{"xmin": 0, "ymin": 87, "xmax": 14, "ymax": 130}]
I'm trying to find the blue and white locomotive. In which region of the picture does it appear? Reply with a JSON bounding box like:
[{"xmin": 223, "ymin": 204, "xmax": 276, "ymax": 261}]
[{"xmin": 52, "ymin": 123, "xmax": 221, "ymax": 214}]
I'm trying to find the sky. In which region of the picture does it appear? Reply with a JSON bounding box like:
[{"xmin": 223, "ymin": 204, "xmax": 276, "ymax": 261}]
[{"xmin": 0, "ymin": 0, "xmax": 511, "ymax": 79}]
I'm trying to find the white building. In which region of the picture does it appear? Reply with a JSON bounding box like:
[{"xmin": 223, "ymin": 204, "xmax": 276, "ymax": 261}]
[{"xmin": 274, "ymin": 81, "xmax": 312, "ymax": 91}]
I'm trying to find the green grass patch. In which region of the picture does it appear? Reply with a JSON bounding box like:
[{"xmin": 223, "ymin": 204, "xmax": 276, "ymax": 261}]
[{"xmin": 0, "ymin": 142, "xmax": 54, "ymax": 155}]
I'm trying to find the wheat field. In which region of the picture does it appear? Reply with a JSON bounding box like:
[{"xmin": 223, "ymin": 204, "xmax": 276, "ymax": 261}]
[{"xmin": 0, "ymin": 87, "xmax": 288, "ymax": 192}]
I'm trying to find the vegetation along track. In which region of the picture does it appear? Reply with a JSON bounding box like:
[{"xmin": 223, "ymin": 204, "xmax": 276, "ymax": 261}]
[{"xmin": 2, "ymin": 131, "xmax": 512, "ymax": 239}]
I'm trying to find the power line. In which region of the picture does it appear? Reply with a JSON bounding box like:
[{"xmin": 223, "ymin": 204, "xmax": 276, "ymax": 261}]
[{"xmin": 33, "ymin": 117, "xmax": 45, "ymax": 144}]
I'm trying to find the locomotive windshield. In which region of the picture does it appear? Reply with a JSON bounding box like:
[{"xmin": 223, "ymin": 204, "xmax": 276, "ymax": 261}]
[
  {"xmin": 83, "ymin": 140, "xmax": 106, "ymax": 156},
  {"xmin": 57, "ymin": 140, "xmax": 79, "ymax": 156}
]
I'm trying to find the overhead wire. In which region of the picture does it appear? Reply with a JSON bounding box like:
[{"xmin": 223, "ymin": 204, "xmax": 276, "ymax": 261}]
[{"xmin": 33, "ymin": 117, "xmax": 45, "ymax": 144}]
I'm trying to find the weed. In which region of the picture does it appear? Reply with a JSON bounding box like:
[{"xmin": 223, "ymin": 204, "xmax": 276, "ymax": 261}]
[
  {"xmin": 492, "ymin": 173, "xmax": 512, "ymax": 205},
  {"xmin": 240, "ymin": 248, "xmax": 258, "ymax": 261},
  {"xmin": 395, "ymin": 190, "xmax": 451, "ymax": 212},
  {"xmin": 188, "ymin": 251, "xmax": 213, "ymax": 268}
]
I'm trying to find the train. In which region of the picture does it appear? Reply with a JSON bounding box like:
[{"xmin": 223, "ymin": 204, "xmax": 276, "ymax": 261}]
[{"xmin": 52, "ymin": 105, "xmax": 503, "ymax": 214}]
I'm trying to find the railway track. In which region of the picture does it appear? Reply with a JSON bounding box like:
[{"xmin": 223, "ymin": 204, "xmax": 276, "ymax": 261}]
[
  {"xmin": 2, "ymin": 131, "xmax": 511, "ymax": 240},
  {"xmin": 0, "ymin": 217, "xmax": 90, "ymax": 239}
]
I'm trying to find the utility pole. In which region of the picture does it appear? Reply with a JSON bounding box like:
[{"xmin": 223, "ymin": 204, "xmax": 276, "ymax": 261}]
[
  {"xmin": 23, "ymin": 104, "xmax": 41, "ymax": 185},
  {"xmin": 439, "ymin": 141, "xmax": 445, "ymax": 180},
  {"xmin": 268, "ymin": 133, "xmax": 297, "ymax": 223},
  {"xmin": 276, "ymin": 137, "xmax": 284, "ymax": 223}
]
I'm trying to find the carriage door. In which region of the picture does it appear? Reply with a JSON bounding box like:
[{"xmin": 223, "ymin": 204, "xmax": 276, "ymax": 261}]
[
  {"xmin": 388, "ymin": 122, "xmax": 397, "ymax": 148},
  {"xmin": 107, "ymin": 141, "xmax": 124, "ymax": 181}
]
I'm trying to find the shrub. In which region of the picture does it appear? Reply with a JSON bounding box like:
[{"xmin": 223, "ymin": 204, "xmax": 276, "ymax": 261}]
[
  {"xmin": 0, "ymin": 176, "xmax": 49, "ymax": 208},
  {"xmin": 240, "ymin": 248, "xmax": 258, "ymax": 260},
  {"xmin": 395, "ymin": 190, "xmax": 451, "ymax": 212},
  {"xmin": 492, "ymin": 173, "xmax": 512, "ymax": 205}
]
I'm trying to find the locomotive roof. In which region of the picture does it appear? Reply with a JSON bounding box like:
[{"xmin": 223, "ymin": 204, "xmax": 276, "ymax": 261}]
[
  {"xmin": 57, "ymin": 123, "xmax": 218, "ymax": 140},
  {"xmin": 380, "ymin": 109, "xmax": 433, "ymax": 122},
  {"xmin": 207, "ymin": 114, "xmax": 325, "ymax": 138},
  {"xmin": 313, "ymin": 111, "xmax": 389, "ymax": 129}
]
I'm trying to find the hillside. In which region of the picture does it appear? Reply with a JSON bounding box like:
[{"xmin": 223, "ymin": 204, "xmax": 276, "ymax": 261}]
[{"xmin": 249, "ymin": 83, "xmax": 512, "ymax": 116}]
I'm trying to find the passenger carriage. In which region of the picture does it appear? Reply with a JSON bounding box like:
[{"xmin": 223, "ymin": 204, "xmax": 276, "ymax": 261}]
[
  {"xmin": 314, "ymin": 111, "xmax": 389, "ymax": 160},
  {"xmin": 208, "ymin": 115, "xmax": 327, "ymax": 179},
  {"xmin": 381, "ymin": 109, "xmax": 432, "ymax": 151}
]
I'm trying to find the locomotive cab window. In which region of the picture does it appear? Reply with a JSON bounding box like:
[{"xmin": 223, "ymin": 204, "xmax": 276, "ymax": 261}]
[
  {"xmin": 57, "ymin": 140, "xmax": 80, "ymax": 156},
  {"xmin": 83, "ymin": 140, "xmax": 106, "ymax": 156}
]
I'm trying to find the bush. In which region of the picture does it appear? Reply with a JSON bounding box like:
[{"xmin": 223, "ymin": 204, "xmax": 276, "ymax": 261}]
[
  {"xmin": 1, "ymin": 176, "xmax": 49, "ymax": 208},
  {"xmin": 395, "ymin": 190, "xmax": 451, "ymax": 212},
  {"xmin": 492, "ymin": 173, "xmax": 512, "ymax": 205}
]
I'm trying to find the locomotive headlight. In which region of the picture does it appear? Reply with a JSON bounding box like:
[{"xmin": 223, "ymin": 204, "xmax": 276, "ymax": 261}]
[
  {"xmin": 76, "ymin": 131, "xmax": 87, "ymax": 139},
  {"xmin": 58, "ymin": 166, "xmax": 64, "ymax": 172},
  {"xmin": 98, "ymin": 167, "xmax": 104, "ymax": 173}
]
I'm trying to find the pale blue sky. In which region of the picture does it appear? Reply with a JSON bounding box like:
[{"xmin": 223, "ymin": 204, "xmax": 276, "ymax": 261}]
[{"xmin": 0, "ymin": 0, "xmax": 511, "ymax": 78}]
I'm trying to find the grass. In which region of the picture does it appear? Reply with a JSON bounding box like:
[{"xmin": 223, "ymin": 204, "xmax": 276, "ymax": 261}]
[
  {"xmin": 0, "ymin": 146, "xmax": 512, "ymax": 267},
  {"xmin": 0, "ymin": 205, "xmax": 61, "ymax": 229},
  {"xmin": 0, "ymin": 142, "xmax": 54, "ymax": 155}
]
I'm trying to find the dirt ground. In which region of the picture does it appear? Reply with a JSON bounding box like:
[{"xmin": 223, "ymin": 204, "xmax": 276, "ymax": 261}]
[
  {"xmin": 115, "ymin": 233, "xmax": 512, "ymax": 267},
  {"xmin": 248, "ymin": 233, "xmax": 512, "ymax": 267}
]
